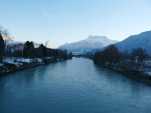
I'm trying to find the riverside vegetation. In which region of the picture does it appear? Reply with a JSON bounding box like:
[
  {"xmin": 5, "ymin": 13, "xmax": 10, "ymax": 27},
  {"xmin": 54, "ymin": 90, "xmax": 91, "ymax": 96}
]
[
  {"xmin": 0, "ymin": 28, "xmax": 72, "ymax": 75},
  {"xmin": 93, "ymin": 44, "xmax": 151, "ymax": 81}
]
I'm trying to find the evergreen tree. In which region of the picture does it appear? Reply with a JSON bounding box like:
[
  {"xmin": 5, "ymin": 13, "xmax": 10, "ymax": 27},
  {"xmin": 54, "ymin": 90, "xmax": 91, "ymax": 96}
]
[
  {"xmin": 0, "ymin": 33, "xmax": 5, "ymax": 62},
  {"xmin": 23, "ymin": 41, "xmax": 34, "ymax": 58},
  {"xmin": 38, "ymin": 44, "xmax": 47, "ymax": 58}
]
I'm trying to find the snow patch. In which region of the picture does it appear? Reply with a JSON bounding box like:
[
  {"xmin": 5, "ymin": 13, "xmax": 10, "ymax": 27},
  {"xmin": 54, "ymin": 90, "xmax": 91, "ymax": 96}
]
[{"xmin": 59, "ymin": 36, "xmax": 117, "ymax": 54}]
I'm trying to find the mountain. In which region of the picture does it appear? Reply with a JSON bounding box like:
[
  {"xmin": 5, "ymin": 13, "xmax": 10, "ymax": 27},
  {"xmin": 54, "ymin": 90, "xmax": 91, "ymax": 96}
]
[
  {"xmin": 116, "ymin": 31, "xmax": 151, "ymax": 54},
  {"xmin": 59, "ymin": 36, "xmax": 117, "ymax": 55}
]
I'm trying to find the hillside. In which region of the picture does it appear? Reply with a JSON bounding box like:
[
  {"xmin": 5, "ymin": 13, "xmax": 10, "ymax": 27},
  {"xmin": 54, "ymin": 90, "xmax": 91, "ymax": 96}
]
[{"xmin": 60, "ymin": 36, "xmax": 117, "ymax": 55}]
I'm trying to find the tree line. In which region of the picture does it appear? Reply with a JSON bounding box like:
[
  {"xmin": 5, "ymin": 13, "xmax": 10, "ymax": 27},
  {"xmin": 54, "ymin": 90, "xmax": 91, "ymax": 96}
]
[
  {"xmin": 93, "ymin": 44, "xmax": 149, "ymax": 66},
  {"xmin": 0, "ymin": 32, "xmax": 72, "ymax": 63},
  {"xmin": 22, "ymin": 41, "xmax": 71, "ymax": 59}
]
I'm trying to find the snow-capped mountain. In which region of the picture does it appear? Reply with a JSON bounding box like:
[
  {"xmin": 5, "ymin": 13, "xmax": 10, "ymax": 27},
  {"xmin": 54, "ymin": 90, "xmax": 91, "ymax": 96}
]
[
  {"xmin": 116, "ymin": 31, "xmax": 151, "ymax": 54},
  {"xmin": 59, "ymin": 36, "xmax": 117, "ymax": 55}
]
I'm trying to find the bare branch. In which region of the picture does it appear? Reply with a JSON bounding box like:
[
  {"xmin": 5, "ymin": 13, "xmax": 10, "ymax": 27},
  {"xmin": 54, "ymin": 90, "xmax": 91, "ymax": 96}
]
[{"xmin": 0, "ymin": 25, "xmax": 13, "ymax": 40}]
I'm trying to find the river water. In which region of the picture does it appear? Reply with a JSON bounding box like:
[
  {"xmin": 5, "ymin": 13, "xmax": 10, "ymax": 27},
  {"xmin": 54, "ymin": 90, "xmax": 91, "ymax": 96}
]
[{"xmin": 0, "ymin": 58, "xmax": 151, "ymax": 113}]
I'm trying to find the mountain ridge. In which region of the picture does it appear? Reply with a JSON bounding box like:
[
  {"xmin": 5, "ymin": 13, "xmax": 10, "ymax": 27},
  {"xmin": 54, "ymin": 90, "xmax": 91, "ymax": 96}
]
[
  {"xmin": 116, "ymin": 30, "xmax": 151, "ymax": 54},
  {"xmin": 59, "ymin": 35, "xmax": 117, "ymax": 55}
]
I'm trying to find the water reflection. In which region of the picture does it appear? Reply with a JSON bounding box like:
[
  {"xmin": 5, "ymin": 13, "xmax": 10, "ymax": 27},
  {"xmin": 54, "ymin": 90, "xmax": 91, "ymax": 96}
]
[
  {"xmin": 94, "ymin": 64, "xmax": 148, "ymax": 97},
  {"xmin": 0, "ymin": 58, "xmax": 151, "ymax": 113}
]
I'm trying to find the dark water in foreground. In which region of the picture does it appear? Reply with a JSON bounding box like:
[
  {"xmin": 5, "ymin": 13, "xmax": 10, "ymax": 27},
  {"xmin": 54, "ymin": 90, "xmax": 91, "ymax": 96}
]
[{"xmin": 0, "ymin": 58, "xmax": 151, "ymax": 113}]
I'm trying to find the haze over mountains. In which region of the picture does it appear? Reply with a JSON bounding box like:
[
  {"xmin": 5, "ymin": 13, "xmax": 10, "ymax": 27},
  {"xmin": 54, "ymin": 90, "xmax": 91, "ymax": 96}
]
[
  {"xmin": 59, "ymin": 31, "xmax": 151, "ymax": 55},
  {"xmin": 59, "ymin": 36, "xmax": 117, "ymax": 55},
  {"xmin": 5, "ymin": 30, "xmax": 151, "ymax": 56}
]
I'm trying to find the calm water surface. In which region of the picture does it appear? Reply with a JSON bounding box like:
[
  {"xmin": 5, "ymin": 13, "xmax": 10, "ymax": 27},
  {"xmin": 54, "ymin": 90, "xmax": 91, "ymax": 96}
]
[{"xmin": 0, "ymin": 58, "xmax": 151, "ymax": 113}]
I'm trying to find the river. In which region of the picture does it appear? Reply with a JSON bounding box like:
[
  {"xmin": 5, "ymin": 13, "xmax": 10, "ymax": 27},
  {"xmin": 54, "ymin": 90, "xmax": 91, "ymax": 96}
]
[{"xmin": 0, "ymin": 57, "xmax": 151, "ymax": 113}]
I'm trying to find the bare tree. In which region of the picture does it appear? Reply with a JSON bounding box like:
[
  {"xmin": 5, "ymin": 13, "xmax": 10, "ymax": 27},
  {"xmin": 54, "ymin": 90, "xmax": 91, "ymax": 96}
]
[
  {"xmin": 0, "ymin": 26, "xmax": 15, "ymax": 58},
  {"xmin": 0, "ymin": 26, "xmax": 14, "ymax": 41}
]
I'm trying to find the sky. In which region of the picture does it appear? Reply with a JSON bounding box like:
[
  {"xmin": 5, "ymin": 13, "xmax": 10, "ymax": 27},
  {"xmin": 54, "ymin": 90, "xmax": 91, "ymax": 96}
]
[{"xmin": 0, "ymin": 0, "xmax": 151, "ymax": 48}]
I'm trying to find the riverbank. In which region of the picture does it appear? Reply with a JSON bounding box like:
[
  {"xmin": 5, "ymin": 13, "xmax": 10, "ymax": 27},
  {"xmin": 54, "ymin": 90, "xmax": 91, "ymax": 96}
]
[
  {"xmin": 93, "ymin": 59, "xmax": 151, "ymax": 82},
  {"xmin": 0, "ymin": 57, "xmax": 72, "ymax": 75}
]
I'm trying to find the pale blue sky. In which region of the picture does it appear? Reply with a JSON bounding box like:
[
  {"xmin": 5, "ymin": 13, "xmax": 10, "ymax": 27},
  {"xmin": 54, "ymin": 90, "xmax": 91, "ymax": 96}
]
[{"xmin": 0, "ymin": 0, "xmax": 151, "ymax": 47}]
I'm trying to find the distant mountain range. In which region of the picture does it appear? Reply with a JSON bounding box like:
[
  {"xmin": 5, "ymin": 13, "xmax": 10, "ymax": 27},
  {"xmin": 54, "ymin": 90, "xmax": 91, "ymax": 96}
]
[
  {"xmin": 116, "ymin": 31, "xmax": 151, "ymax": 54},
  {"xmin": 60, "ymin": 31, "xmax": 151, "ymax": 55},
  {"xmin": 59, "ymin": 36, "xmax": 117, "ymax": 55},
  {"xmin": 5, "ymin": 30, "xmax": 151, "ymax": 56}
]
